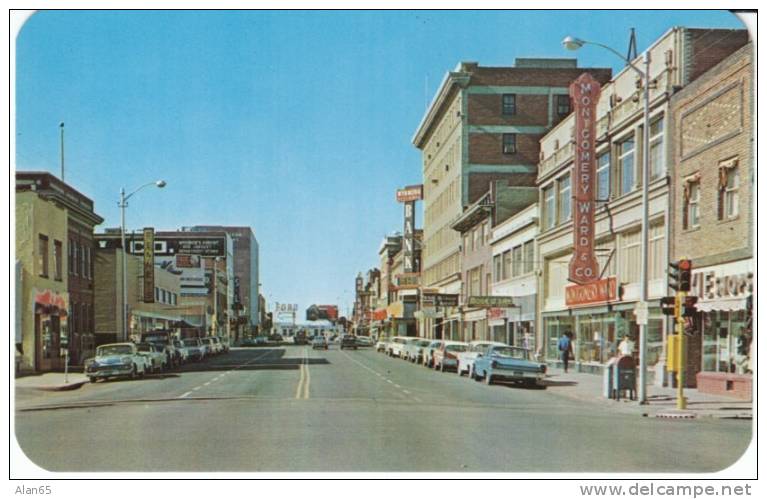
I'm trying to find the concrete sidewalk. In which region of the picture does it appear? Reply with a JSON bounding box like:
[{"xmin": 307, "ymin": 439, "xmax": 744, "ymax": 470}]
[
  {"xmin": 543, "ymin": 367, "xmax": 752, "ymax": 420},
  {"xmin": 15, "ymin": 372, "xmax": 90, "ymax": 391}
]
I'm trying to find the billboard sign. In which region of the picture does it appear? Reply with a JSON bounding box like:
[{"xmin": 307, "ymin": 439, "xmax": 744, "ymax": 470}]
[
  {"xmin": 143, "ymin": 228, "xmax": 155, "ymax": 303},
  {"xmin": 467, "ymin": 296, "xmax": 516, "ymax": 308},
  {"xmin": 175, "ymin": 238, "xmax": 225, "ymax": 256},
  {"xmin": 395, "ymin": 184, "xmax": 423, "ymax": 203},
  {"xmin": 568, "ymin": 73, "xmax": 601, "ymax": 285},
  {"xmin": 565, "ymin": 276, "xmax": 617, "ymax": 307}
]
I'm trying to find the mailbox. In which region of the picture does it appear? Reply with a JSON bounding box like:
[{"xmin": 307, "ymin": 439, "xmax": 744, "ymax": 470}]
[{"xmin": 612, "ymin": 355, "xmax": 636, "ymax": 400}]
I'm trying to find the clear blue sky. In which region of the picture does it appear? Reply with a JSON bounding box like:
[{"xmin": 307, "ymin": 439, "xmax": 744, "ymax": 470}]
[{"xmin": 14, "ymin": 10, "xmax": 748, "ymax": 315}]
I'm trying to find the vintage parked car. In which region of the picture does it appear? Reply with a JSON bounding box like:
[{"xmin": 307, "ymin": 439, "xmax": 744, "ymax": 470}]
[
  {"xmin": 136, "ymin": 342, "xmax": 166, "ymax": 373},
  {"xmin": 209, "ymin": 336, "xmax": 225, "ymax": 354},
  {"xmin": 402, "ymin": 339, "xmax": 432, "ymax": 363},
  {"xmin": 140, "ymin": 331, "xmax": 180, "ymax": 368},
  {"xmin": 386, "ymin": 336, "xmax": 411, "ymax": 358},
  {"xmin": 355, "ymin": 335, "xmax": 374, "ymax": 347},
  {"xmin": 340, "ymin": 335, "xmax": 358, "ymax": 350},
  {"xmin": 84, "ymin": 343, "xmax": 148, "ymax": 382},
  {"xmin": 456, "ymin": 341, "xmax": 507, "ymax": 377},
  {"xmin": 422, "ymin": 340, "xmax": 444, "ymax": 368},
  {"xmin": 312, "ymin": 335, "xmax": 329, "ymax": 350},
  {"xmin": 375, "ymin": 336, "xmax": 390, "ymax": 353},
  {"xmin": 173, "ymin": 340, "xmax": 190, "ymax": 364},
  {"xmin": 472, "ymin": 345, "xmax": 547, "ymax": 387},
  {"xmin": 200, "ymin": 338, "xmax": 217, "ymax": 356},
  {"xmin": 182, "ymin": 338, "xmax": 205, "ymax": 361},
  {"xmin": 432, "ymin": 341, "xmax": 469, "ymax": 372},
  {"xmin": 217, "ymin": 337, "xmax": 230, "ymax": 353}
]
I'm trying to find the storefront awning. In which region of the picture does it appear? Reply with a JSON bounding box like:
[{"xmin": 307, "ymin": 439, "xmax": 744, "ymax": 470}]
[{"xmin": 697, "ymin": 297, "xmax": 747, "ymax": 312}]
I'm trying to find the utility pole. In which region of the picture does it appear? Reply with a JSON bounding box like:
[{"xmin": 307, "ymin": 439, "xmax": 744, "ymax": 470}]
[{"xmin": 59, "ymin": 122, "xmax": 65, "ymax": 181}]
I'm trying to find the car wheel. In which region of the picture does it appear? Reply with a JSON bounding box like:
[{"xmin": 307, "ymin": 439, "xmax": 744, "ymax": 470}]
[
  {"xmin": 130, "ymin": 365, "xmax": 138, "ymax": 380},
  {"xmin": 89, "ymin": 376, "xmax": 97, "ymax": 383}
]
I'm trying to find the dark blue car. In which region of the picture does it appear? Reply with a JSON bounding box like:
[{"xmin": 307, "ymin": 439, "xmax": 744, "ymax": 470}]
[{"xmin": 472, "ymin": 345, "xmax": 547, "ymax": 387}]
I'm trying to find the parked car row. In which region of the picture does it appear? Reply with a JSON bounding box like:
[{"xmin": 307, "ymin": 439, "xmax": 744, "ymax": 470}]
[
  {"xmin": 84, "ymin": 336, "xmax": 230, "ymax": 383},
  {"xmin": 378, "ymin": 337, "xmax": 547, "ymax": 387}
]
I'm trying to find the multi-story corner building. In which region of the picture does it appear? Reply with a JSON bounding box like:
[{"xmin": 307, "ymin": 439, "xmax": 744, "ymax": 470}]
[
  {"xmin": 413, "ymin": 59, "xmax": 612, "ymax": 340},
  {"xmin": 186, "ymin": 226, "xmax": 260, "ymax": 339},
  {"xmin": 94, "ymin": 248, "xmax": 183, "ymax": 343},
  {"xmin": 536, "ymin": 27, "xmax": 749, "ymax": 378},
  {"xmin": 371, "ymin": 234, "xmax": 402, "ymax": 336},
  {"xmin": 490, "ymin": 203, "xmax": 539, "ymax": 348},
  {"xmin": 95, "ymin": 229, "xmax": 235, "ymax": 342},
  {"xmin": 384, "ymin": 230, "xmax": 423, "ymax": 338},
  {"xmin": 16, "ymin": 172, "xmax": 104, "ymax": 366},
  {"xmin": 669, "ymin": 42, "xmax": 753, "ymax": 398},
  {"xmin": 15, "ymin": 184, "xmax": 70, "ymax": 372}
]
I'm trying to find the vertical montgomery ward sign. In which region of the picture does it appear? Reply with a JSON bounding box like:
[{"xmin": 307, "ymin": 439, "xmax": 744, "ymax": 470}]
[
  {"xmin": 143, "ymin": 228, "xmax": 155, "ymax": 303},
  {"xmin": 568, "ymin": 73, "xmax": 601, "ymax": 285},
  {"xmin": 396, "ymin": 185, "xmax": 423, "ymax": 273}
]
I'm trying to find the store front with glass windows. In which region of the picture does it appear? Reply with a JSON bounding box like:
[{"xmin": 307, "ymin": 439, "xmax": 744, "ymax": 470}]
[{"xmin": 543, "ymin": 304, "xmax": 665, "ymax": 376}]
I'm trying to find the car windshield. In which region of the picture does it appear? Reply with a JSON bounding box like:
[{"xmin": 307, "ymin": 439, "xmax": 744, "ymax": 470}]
[
  {"xmin": 492, "ymin": 347, "xmax": 530, "ymax": 360},
  {"xmin": 417, "ymin": 340, "xmax": 432, "ymax": 347},
  {"xmin": 136, "ymin": 344, "xmax": 153, "ymax": 352},
  {"xmin": 97, "ymin": 345, "xmax": 133, "ymax": 356},
  {"xmin": 445, "ymin": 344, "xmax": 467, "ymax": 352},
  {"xmin": 183, "ymin": 341, "xmax": 198, "ymax": 347}
]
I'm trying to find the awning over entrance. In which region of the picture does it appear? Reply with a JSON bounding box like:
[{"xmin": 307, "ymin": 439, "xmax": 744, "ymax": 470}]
[{"xmin": 697, "ymin": 297, "xmax": 747, "ymax": 312}]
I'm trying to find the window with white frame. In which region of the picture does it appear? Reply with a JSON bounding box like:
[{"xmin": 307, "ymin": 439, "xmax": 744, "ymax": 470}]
[
  {"xmin": 597, "ymin": 151, "xmax": 610, "ymax": 201},
  {"xmin": 512, "ymin": 245, "xmax": 523, "ymax": 277},
  {"xmin": 558, "ymin": 174, "xmax": 571, "ymax": 223},
  {"xmin": 493, "ymin": 254, "xmax": 502, "ymax": 282},
  {"xmin": 502, "ymin": 250, "xmax": 512, "ymax": 280},
  {"xmin": 620, "ymin": 230, "xmax": 641, "ymax": 284},
  {"xmin": 523, "ymin": 240, "xmax": 534, "ymax": 274},
  {"xmin": 649, "ymin": 117, "xmax": 665, "ymax": 180},
  {"xmin": 684, "ymin": 180, "xmax": 700, "ymax": 229},
  {"xmin": 618, "ymin": 136, "xmax": 636, "ymax": 195},
  {"xmin": 649, "ymin": 224, "xmax": 665, "ymax": 281},
  {"xmin": 724, "ymin": 167, "xmax": 739, "ymax": 219},
  {"xmin": 543, "ymin": 184, "xmax": 556, "ymax": 230}
]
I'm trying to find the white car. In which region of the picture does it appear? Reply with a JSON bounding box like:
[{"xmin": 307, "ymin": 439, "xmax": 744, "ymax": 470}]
[
  {"xmin": 136, "ymin": 342, "xmax": 166, "ymax": 373},
  {"xmin": 84, "ymin": 343, "xmax": 148, "ymax": 382},
  {"xmin": 387, "ymin": 336, "xmax": 411, "ymax": 358},
  {"xmin": 375, "ymin": 337, "xmax": 390, "ymax": 353},
  {"xmin": 403, "ymin": 338, "xmax": 433, "ymax": 364},
  {"xmin": 456, "ymin": 341, "xmax": 507, "ymax": 377},
  {"xmin": 422, "ymin": 340, "xmax": 444, "ymax": 368}
]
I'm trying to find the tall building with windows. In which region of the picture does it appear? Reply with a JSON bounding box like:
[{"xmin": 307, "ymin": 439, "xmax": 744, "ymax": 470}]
[
  {"xmin": 412, "ymin": 59, "xmax": 611, "ymax": 340},
  {"xmin": 536, "ymin": 27, "xmax": 749, "ymax": 378},
  {"xmin": 669, "ymin": 42, "xmax": 753, "ymax": 398}
]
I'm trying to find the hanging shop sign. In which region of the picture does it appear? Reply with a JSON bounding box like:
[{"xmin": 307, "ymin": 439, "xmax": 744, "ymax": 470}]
[
  {"xmin": 565, "ymin": 276, "xmax": 617, "ymax": 307},
  {"xmin": 568, "ymin": 72, "xmax": 601, "ymax": 285},
  {"xmin": 467, "ymin": 296, "xmax": 516, "ymax": 308},
  {"xmin": 397, "ymin": 184, "xmax": 423, "ymax": 274},
  {"xmin": 395, "ymin": 185, "xmax": 423, "ymax": 203},
  {"xmin": 422, "ymin": 293, "xmax": 459, "ymax": 307},
  {"xmin": 143, "ymin": 228, "xmax": 155, "ymax": 303},
  {"xmin": 395, "ymin": 272, "xmax": 421, "ymax": 289}
]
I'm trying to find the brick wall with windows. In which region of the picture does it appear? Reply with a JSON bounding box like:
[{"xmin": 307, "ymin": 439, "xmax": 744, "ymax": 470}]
[
  {"xmin": 467, "ymin": 94, "xmax": 549, "ymax": 126},
  {"xmin": 670, "ymin": 43, "xmax": 752, "ymax": 266},
  {"xmin": 468, "ymin": 132, "xmax": 542, "ymax": 165}
]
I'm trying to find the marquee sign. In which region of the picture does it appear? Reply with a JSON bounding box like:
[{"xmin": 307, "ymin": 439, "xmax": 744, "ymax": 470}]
[
  {"xmin": 467, "ymin": 296, "xmax": 516, "ymax": 308},
  {"xmin": 565, "ymin": 276, "xmax": 617, "ymax": 307},
  {"xmin": 395, "ymin": 185, "xmax": 423, "ymax": 203},
  {"xmin": 397, "ymin": 184, "xmax": 423, "ymax": 274},
  {"xmin": 143, "ymin": 228, "xmax": 155, "ymax": 303},
  {"xmin": 568, "ymin": 73, "xmax": 601, "ymax": 285}
]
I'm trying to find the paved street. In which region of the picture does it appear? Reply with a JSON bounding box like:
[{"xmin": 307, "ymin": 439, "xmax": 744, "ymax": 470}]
[{"xmin": 15, "ymin": 346, "xmax": 751, "ymax": 472}]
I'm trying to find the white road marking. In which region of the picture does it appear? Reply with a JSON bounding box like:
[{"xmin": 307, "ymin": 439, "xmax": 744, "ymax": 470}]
[
  {"xmin": 403, "ymin": 390, "xmax": 411, "ymax": 394},
  {"xmin": 203, "ymin": 382, "xmax": 211, "ymax": 386},
  {"xmin": 386, "ymin": 380, "xmax": 393, "ymax": 384},
  {"xmin": 179, "ymin": 391, "xmax": 193, "ymax": 398},
  {"xmin": 192, "ymin": 386, "xmax": 201, "ymax": 391},
  {"xmin": 394, "ymin": 384, "xmax": 401, "ymax": 388}
]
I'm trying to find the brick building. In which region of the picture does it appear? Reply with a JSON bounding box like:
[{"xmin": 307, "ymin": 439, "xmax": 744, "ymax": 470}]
[
  {"xmin": 16, "ymin": 172, "xmax": 104, "ymax": 367},
  {"xmin": 412, "ymin": 58, "xmax": 611, "ymax": 340},
  {"xmin": 536, "ymin": 27, "xmax": 749, "ymax": 380},
  {"xmin": 669, "ymin": 42, "xmax": 753, "ymax": 398}
]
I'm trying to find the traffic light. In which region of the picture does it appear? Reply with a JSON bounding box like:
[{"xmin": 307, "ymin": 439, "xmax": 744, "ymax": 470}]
[
  {"xmin": 669, "ymin": 259, "xmax": 693, "ymax": 292},
  {"xmin": 660, "ymin": 296, "xmax": 676, "ymax": 316},
  {"xmin": 682, "ymin": 296, "xmax": 698, "ymax": 317}
]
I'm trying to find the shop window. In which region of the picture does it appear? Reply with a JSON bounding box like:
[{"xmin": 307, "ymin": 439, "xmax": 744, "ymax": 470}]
[
  {"xmin": 544, "ymin": 316, "xmax": 575, "ymax": 361},
  {"xmin": 53, "ymin": 240, "xmax": 63, "ymax": 281},
  {"xmin": 502, "ymin": 133, "xmax": 517, "ymax": 154},
  {"xmin": 502, "ymin": 250, "xmax": 511, "ymax": 280},
  {"xmin": 502, "ymin": 94, "xmax": 516, "ymax": 116},
  {"xmin": 648, "ymin": 117, "xmax": 665, "ymax": 180},
  {"xmin": 617, "ymin": 136, "xmax": 636, "ymax": 195},
  {"xmin": 558, "ymin": 174, "xmax": 571, "ymax": 223},
  {"xmin": 556, "ymin": 94, "xmax": 571, "ymax": 116},
  {"xmin": 597, "ymin": 152, "xmax": 610, "ymax": 200},
  {"xmin": 512, "ymin": 245, "xmax": 523, "ymax": 277},
  {"xmin": 523, "ymin": 240, "xmax": 534, "ymax": 274},
  {"xmin": 684, "ymin": 180, "xmax": 700, "ymax": 229},
  {"xmin": 493, "ymin": 254, "xmax": 502, "ymax": 282},
  {"xmin": 543, "ymin": 184, "xmax": 556, "ymax": 230},
  {"xmin": 38, "ymin": 234, "xmax": 49, "ymax": 278}
]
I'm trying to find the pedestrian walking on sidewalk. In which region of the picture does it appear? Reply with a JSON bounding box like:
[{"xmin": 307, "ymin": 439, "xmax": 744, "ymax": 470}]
[{"xmin": 558, "ymin": 332, "xmax": 573, "ymax": 373}]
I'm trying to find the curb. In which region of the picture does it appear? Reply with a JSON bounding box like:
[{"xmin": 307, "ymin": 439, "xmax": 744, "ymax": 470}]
[
  {"xmin": 33, "ymin": 381, "xmax": 89, "ymax": 392},
  {"xmin": 654, "ymin": 412, "xmax": 697, "ymax": 419}
]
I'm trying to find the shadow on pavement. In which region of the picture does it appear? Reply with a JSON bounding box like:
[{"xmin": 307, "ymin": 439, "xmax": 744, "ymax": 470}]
[
  {"xmin": 541, "ymin": 380, "xmax": 578, "ymax": 387},
  {"xmin": 174, "ymin": 348, "xmax": 331, "ymax": 373}
]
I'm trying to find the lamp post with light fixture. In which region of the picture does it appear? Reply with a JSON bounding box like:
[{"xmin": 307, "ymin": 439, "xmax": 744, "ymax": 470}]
[
  {"xmin": 563, "ymin": 34, "xmax": 652, "ymax": 404},
  {"xmin": 118, "ymin": 180, "xmax": 166, "ymax": 342}
]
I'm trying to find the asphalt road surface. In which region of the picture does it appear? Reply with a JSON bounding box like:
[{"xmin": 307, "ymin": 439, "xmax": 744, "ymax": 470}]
[{"xmin": 14, "ymin": 345, "xmax": 752, "ymax": 472}]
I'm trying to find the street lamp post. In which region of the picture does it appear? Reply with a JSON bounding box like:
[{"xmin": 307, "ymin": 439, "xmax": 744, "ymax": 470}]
[
  {"xmin": 563, "ymin": 35, "xmax": 652, "ymax": 404},
  {"xmin": 118, "ymin": 180, "xmax": 166, "ymax": 342}
]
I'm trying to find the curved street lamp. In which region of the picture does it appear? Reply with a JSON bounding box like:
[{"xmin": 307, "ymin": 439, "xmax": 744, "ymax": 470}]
[
  {"xmin": 563, "ymin": 34, "xmax": 653, "ymax": 406},
  {"xmin": 118, "ymin": 180, "xmax": 167, "ymax": 341}
]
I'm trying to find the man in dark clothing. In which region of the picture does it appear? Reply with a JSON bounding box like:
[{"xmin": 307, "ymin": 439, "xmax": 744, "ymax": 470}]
[{"xmin": 558, "ymin": 332, "xmax": 573, "ymax": 373}]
